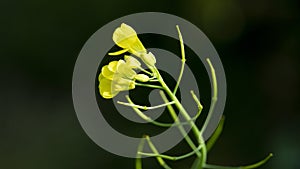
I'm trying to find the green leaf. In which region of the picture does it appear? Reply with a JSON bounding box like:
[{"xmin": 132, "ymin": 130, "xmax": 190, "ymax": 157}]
[{"xmin": 206, "ymin": 116, "xmax": 225, "ymax": 152}]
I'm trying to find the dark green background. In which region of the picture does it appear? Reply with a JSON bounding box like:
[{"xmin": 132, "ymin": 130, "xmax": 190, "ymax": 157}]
[{"xmin": 1, "ymin": 0, "xmax": 299, "ymax": 169}]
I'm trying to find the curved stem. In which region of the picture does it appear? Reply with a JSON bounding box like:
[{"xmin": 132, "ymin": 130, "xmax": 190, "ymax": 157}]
[
  {"xmin": 125, "ymin": 96, "xmax": 174, "ymax": 127},
  {"xmin": 125, "ymin": 96, "xmax": 202, "ymax": 128},
  {"xmin": 159, "ymin": 91, "xmax": 201, "ymax": 158},
  {"xmin": 203, "ymin": 164, "xmax": 241, "ymax": 169},
  {"xmin": 138, "ymin": 144, "xmax": 203, "ymax": 161},
  {"xmin": 200, "ymin": 58, "xmax": 218, "ymax": 134},
  {"xmin": 202, "ymin": 153, "xmax": 273, "ymax": 169},
  {"xmin": 198, "ymin": 58, "xmax": 218, "ymax": 166},
  {"xmin": 190, "ymin": 90, "xmax": 203, "ymax": 113},
  {"xmin": 154, "ymin": 67, "xmax": 201, "ymax": 142},
  {"xmin": 148, "ymin": 58, "xmax": 217, "ymax": 167},
  {"xmin": 117, "ymin": 100, "xmax": 175, "ymax": 110},
  {"xmin": 145, "ymin": 136, "xmax": 172, "ymax": 169},
  {"xmin": 173, "ymin": 25, "xmax": 186, "ymax": 95},
  {"xmin": 241, "ymin": 153, "xmax": 273, "ymax": 169}
]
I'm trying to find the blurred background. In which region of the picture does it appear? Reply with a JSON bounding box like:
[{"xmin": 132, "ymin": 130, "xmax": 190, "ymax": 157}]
[{"xmin": 1, "ymin": 0, "xmax": 299, "ymax": 169}]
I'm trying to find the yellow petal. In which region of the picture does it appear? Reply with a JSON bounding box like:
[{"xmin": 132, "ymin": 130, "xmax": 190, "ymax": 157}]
[
  {"xmin": 129, "ymin": 81, "xmax": 135, "ymax": 89},
  {"xmin": 99, "ymin": 78, "xmax": 119, "ymax": 99},
  {"xmin": 113, "ymin": 24, "xmax": 136, "ymax": 49},
  {"xmin": 112, "ymin": 78, "xmax": 135, "ymax": 91},
  {"xmin": 124, "ymin": 55, "xmax": 141, "ymax": 69},
  {"xmin": 108, "ymin": 61, "xmax": 118, "ymax": 72},
  {"xmin": 128, "ymin": 39, "xmax": 147, "ymax": 57},
  {"xmin": 98, "ymin": 72, "xmax": 104, "ymax": 82},
  {"xmin": 112, "ymin": 23, "xmax": 147, "ymax": 56},
  {"xmin": 101, "ymin": 65, "xmax": 115, "ymax": 80},
  {"xmin": 116, "ymin": 60, "xmax": 136, "ymax": 79}
]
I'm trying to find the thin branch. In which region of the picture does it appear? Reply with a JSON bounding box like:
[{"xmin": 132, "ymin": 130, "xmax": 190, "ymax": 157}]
[
  {"xmin": 138, "ymin": 144, "xmax": 203, "ymax": 161},
  {"xmin": 241, "ymin": 153, "xmax": 273, "ymax": 169},
  {"xmin": 159, "ymin": 90, "xmax": 202, "ymax": 158},
  {"xmin": 138, "ymin": 67, "xmax": 153, "ymax": 76},
  {"xmin": 173, "ymin": 25, "xmax": 186, "ymax": 95},
  {"xmin": 117, "ymin": 100, "xmax": 175, "ymax": 110},
  {"xmin": 190, "ymin": 90, "xmax": 203, "ymax": 113},
  {"xmin": 135, "ymin": 82, "xmax": 164, "ymax": 89},
  {"xmin": 136, "ymin": 137, "xmax": 146, "ymax": 169},
  {"xmin": 200, "ymin": 58, "xmax": 218, "ymax": 134},
  {"xmin": 125, "ymin": 95, "xmax": 175, "ymax": 127},
  {"xmin": 145, "ymin": 136, "xmax": 172, "ymax": 169}
]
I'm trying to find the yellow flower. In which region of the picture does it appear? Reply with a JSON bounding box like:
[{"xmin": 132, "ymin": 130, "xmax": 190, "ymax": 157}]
[
  {"xmin": 99, "ymin": 77, "xmax": 118, "ymax": 99},
  {"xmin": 110, "ymin": 23, "xmax": 146, "ymax": 57},
  {"xmin": 101, "ymin": 61, "xmax": 118, "ymax": 80},
  {"xmin": 99, "ymin": 73, "xmax": 136, "ymax": 99},
  {"xmin": 99, "ymin": 56, "xmax": 149, "ymax": 99},
  {"xmin": 99, "ymin": 60, "xmax": 135, "ymax": 99},
  {"xmin": 109, "ymin": 23, "xmax": 156, "ymax": 67},
  {"xmin": 116, "ymin": 60, "xmax": 137, "ymax": 79}
]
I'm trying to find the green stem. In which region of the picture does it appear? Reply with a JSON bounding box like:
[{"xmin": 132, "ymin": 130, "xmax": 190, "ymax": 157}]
[
  {"xmin": 193, "ymin": 136, "xmax": 206, "ymax": 168},
  {"xmin": 241, "ymin": 153, "xmax": 273, "ymax": 169},
  {"xmin": 200, "ymin": 58, "xmax": 218, "ymax": 134},
  {"xmin": 145, "ymin": 136, "xmax": 172, "ymax": 169},
  {"xmin": 159, "ymin": 91, "xmax": 201, "ymax": 158},
  {"xmin": 147, "ymin": 50, "xmax": 216, "ymax": 167},
  {"xmin": 154, "ymin": 67, "xmax": 201, "ymax": 143},
  {"xmin": 173, "ymin": 25, "xmax": 186, "ymax": 95},
  {"xmin": 124, "ymin": 96, "xmax": 202, "ymax": 128},
  {"xmin": 125, "ymin": 96, "xmax": 174, "ymax": 127},
  {"xmin": 138, "ymin": 145, "xmax": 201, "ymax": 161},
  {"xmin": 203, "ymin": 164, "xmax": 241, "ymax": 169},
  {"xmin": 138, "ymin": 144, "xmax": 203, "ymax": 161},
  {"xmin": 135, "ymin": 82, "xmax": 163, "ymax": 89},
  {"xmin": 136, "ymin": 137, "xmax": 146, "ymax": 169},
  {"xmin": 190, "ymin": 90, "xmax": 203, "ymax": 112},
  {"xmin": 117, "ymin": 100, "xmax": 175, "ymax": 110},
  {"xmin": 199, "ymin": 58, "xmax": 219, "ymax": 166},
  {"xmin": 203, "ymin": 153, "xmax": 273, "ymax": 169},
  {"xmin": 151, "ymin": 58, "xmax": 217, "ymax": 166},
  {"xmin": 138, "ymin": 67, "xmax": 153, "ymax": 76}
]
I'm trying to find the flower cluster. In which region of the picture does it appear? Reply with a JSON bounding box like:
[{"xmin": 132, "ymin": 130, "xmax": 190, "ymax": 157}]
[
  {"xmin": 99, "ymin": 23, "xmax": 155, "ymax": 99},
  {"xmin": 99, "ymin": 55, "xmax": 150, "ymax": 99}
]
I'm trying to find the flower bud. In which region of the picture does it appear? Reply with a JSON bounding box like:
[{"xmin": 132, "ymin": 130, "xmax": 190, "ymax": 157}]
[
  {"xmin": 141, "ymin": 52, "xmax": 156, "ymax": 67},
  {"xmin": 134, "ymin": 74, "xmax": 150, "ymax": 82}
]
